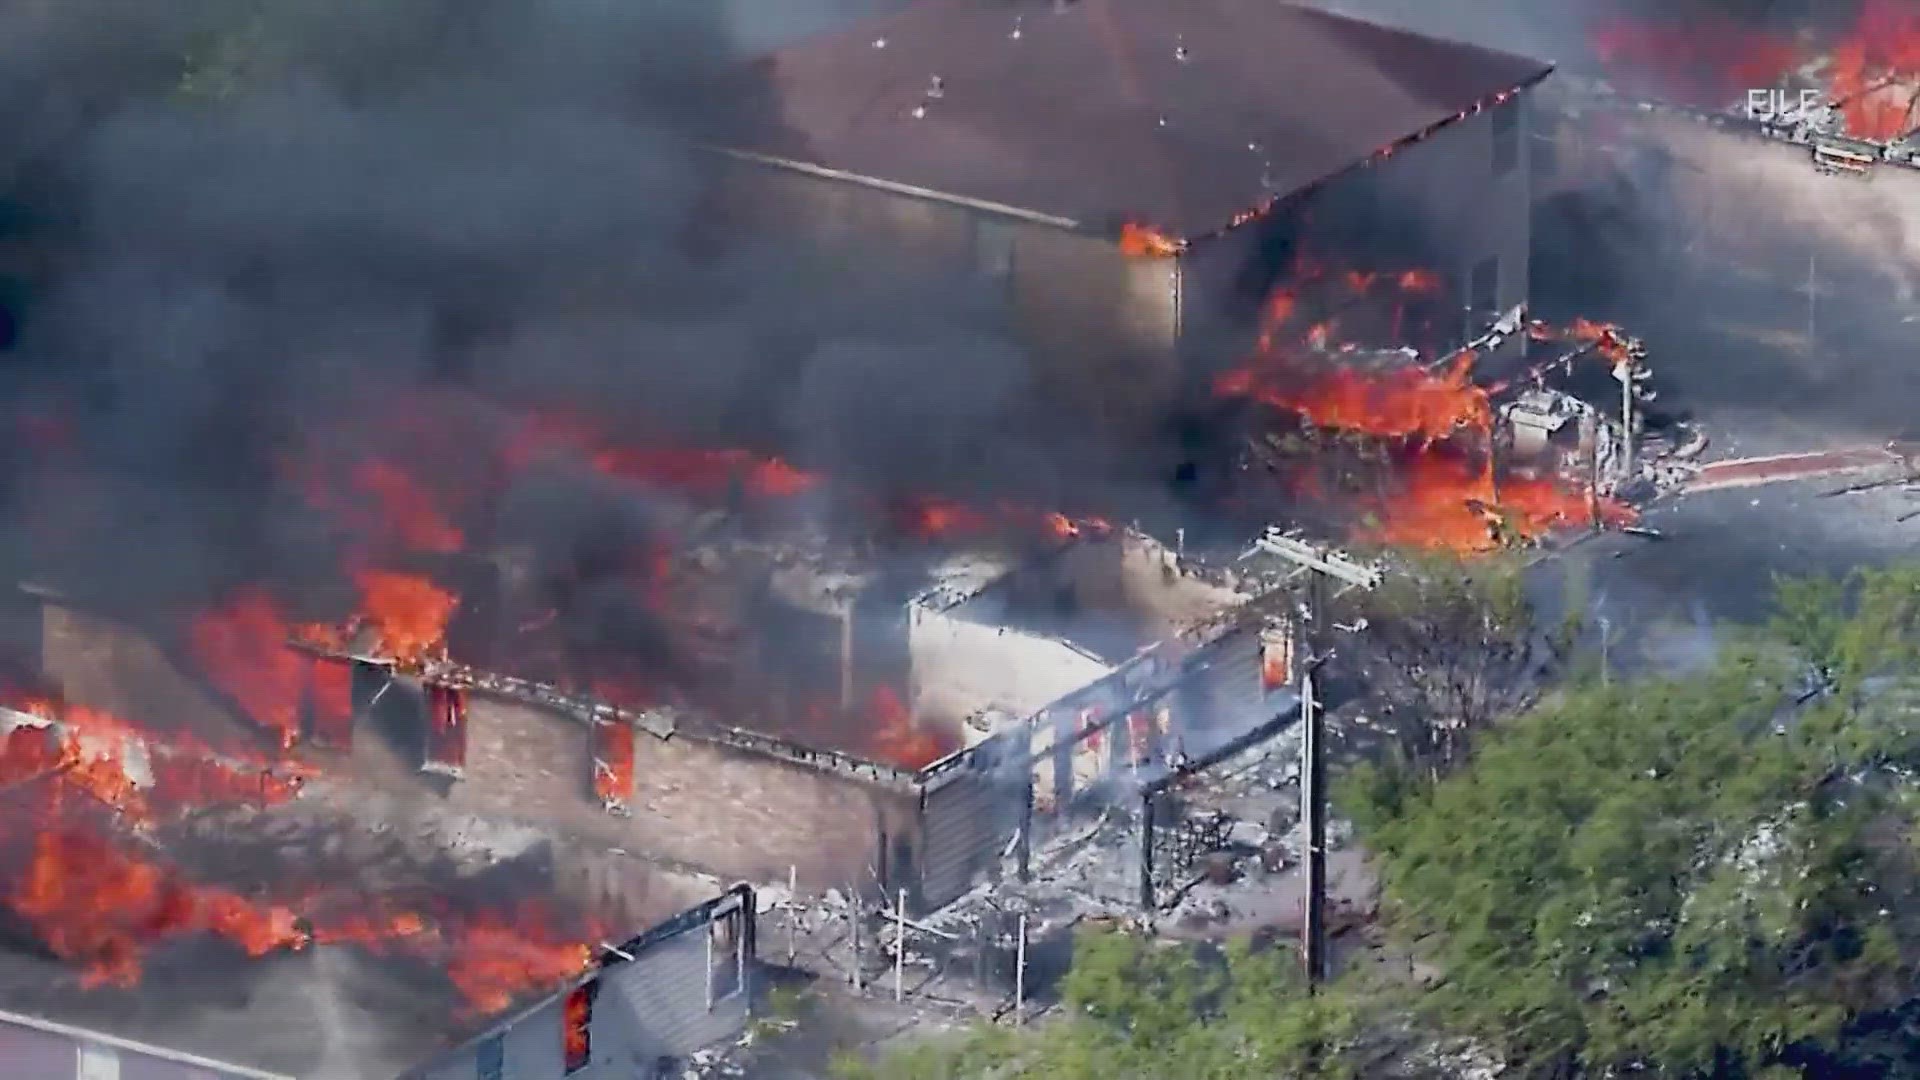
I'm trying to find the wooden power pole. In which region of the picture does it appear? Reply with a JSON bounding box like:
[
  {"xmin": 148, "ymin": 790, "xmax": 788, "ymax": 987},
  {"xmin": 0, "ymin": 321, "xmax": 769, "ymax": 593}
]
[
  {"xmin": 1249, "ymin": 531, "xmax": 1380, "ymax": 990},
  {"xmin": 1301, "ymin": 638, "xmax": 1327, "ymax": 986}
]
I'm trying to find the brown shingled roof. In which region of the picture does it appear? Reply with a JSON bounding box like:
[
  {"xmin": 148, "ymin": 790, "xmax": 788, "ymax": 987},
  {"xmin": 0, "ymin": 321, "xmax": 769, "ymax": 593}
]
[{"xmin": 726, "ymin": 0, "xmax": 1554, "ymax": 240}]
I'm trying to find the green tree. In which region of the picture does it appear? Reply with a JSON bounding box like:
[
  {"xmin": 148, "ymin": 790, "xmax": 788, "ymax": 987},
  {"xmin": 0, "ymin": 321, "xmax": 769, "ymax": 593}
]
[
  {"xmin": 833, "ymin": 929, "xmax": 1376, "ymax": 1080},
  {"xmin": 1332, "ymin": 553, "xmax": 1559, "ymax": 783},
  {"xmin": 1350, "ymin": 567, "xmax": 1920, "ymax": 1076}
]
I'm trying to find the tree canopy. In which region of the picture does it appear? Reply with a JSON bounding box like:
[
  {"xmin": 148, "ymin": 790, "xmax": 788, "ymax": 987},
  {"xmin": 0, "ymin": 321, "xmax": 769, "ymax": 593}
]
[{"xmin": 1351, "ymin": 565, "xmax": 1920, "ymax": 1076}]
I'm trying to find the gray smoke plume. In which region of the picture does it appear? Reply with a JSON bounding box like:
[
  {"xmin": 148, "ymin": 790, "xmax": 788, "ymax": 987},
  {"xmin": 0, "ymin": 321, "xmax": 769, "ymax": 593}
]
[{"xmin": 0, "ymin": 0, "xmax": 1110, "ymax": 630}]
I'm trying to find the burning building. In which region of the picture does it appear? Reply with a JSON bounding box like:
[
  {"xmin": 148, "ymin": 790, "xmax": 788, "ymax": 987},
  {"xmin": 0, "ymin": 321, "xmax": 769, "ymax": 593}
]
[
  {"xmin": 0, "ymin": 877, "xmax": 757, "ymax": 1079},
  {"xmin": 0, "ymin": 0, "xmax": 1654, "ymax": 1035},
  {"xmin": 19, "ymin": 482, "xmax": 1307, "ymax": 918},
  {"xmin": 709, "ymin": 0, "xmax": 1556, "ymax": 434}
]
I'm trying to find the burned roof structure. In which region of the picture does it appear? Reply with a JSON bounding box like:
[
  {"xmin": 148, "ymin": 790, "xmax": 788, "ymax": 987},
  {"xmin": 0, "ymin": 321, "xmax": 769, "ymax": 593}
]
[{"xmin": 725, "ymin": 0, "xmax": 1555, "ymax": 239}]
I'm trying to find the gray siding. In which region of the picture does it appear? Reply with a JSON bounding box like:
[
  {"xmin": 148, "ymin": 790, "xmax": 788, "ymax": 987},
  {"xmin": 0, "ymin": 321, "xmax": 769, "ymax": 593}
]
[
  {"xmin": 916, "ymin": 728, "xmax": 1027, "ymax": 911},
  {"xmin": 412, "ymin": 889, "xmax": 756, "ymax": 1080},
  {"xmin": 0, "ymin": 1015, "xmax": 288, "ymax": 1080},
  {"xmin": 602, "ymin": 926, "xmax": 749, "ymax": 1066},
  {"xmin": 1168, "ymin": 625, "xmax": 1269, "ymax": 758}
]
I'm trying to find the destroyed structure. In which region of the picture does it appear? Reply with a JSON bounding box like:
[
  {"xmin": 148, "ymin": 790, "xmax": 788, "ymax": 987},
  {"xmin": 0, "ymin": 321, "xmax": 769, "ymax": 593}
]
[
  {"xmin": 28, "ymin": 517, "xmax": 1307, "ymax": 919},
  {"xmin": 0, "ymin": 682, "xmax": 759, "ymax": 1079}
]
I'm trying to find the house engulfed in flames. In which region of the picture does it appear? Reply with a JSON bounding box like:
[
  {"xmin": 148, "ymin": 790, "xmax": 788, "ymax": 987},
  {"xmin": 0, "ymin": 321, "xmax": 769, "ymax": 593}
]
[
  {"xmin": 25, "ymin": 510, "xmax": 1306, "ymax": 922},
  {"xmin": 0, "ymin": 2, "xmax": 1658, "ymax": 1066},
  {"xmin": 709, "ymin": 0, "xmax": 1556, "ymax": 438},
  {"xmin": 0, "ymin": 869, "xmax": 759, "ymax": 1079}
]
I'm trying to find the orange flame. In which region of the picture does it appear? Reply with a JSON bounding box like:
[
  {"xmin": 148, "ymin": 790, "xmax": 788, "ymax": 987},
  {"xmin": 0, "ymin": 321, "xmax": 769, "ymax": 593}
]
[
  {"xmin": 590, "ymin": 446, "xmax": 820, "ymax": 499},
  {"xmin": 187, "ymin": 589, "xmax": 313, "ymax": 748},
  {"xmin": 448, "ymin": 907, "xmax": 600, "ymax": 1016},
  {"xmin": 1828, "ymin": 0, "xmax": 1920, "ymax": 140},
  {"xmin": 347, "ymin": 460, "xmax": 465, "ymax": 553},
  {"xmin": 592, "ymin": 719, "xmax": 635, "ymax": 808},
  {"xmin": 1359, "ymin": 452, "xmax": 1634, "ymax": 554},
  {"xmin": 1592, "ymin": 2, "xmax": 1920, "ymax": 142},
  {"xmin": 1119, "ymin": 223, "xmax": 1183, "ymax": 257},
  {"xmin": 353, "ymin": 569, "xmax": 458, "ymax": 666},
  {"xmin": 1589, "ymin": 19, "xmax": 1799, "ymax": 109},
  {"xmin": 862, "ymin": 686, "xmax": 953, "ymax": 771},
  {"xmin": 10, "ymin": 828, "xmax": 308, "ymax": 988},
  {"xmin": 1218, "ymin": 352, "xmax": 1491, "ymax": 443}
]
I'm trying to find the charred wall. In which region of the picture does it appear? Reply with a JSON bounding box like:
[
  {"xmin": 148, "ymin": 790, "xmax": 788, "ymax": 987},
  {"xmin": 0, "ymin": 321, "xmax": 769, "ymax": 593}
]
[
  {"xmin": 448, "ymin": 696, "xmax": 919, "ymax": 895},
  {"xmin": 1179, "ymin": 95, "xmax": 1534, "ymax": 376}
]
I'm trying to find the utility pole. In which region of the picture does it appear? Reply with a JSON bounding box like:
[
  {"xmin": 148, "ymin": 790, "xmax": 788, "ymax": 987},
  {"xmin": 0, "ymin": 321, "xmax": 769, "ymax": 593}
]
[
  {"xmin": 1247, "ymin": 531, "xmax": 1380, "ymax": 991},
  {"xmin": 1300, "ymin": 628, "xmax": 1327, "ymax": 988}
]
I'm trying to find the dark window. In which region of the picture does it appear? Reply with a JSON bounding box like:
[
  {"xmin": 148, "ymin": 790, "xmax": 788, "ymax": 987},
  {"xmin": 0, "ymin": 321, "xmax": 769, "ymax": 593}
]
[
  {"xmin": 1470, "ymin": 257, "xmax": 1500, "ymax": 316},
  {"xmin": 1491, "ymin": 103, "xmax": 1519, "ymax": 176},
  {"xmin": 476, "ymin": 1035, "xmax": 504, "ymax": 1080},
  {"xmin": 563, "ymin": 982, "xmax": 598, "ymax": 1073}
]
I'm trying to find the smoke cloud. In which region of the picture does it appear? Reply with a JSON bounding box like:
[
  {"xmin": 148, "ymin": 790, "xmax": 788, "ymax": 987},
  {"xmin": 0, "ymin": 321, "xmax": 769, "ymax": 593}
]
[{"xmin": 0, "ymin": 0, "xmax": 1105, "ymax": 629}]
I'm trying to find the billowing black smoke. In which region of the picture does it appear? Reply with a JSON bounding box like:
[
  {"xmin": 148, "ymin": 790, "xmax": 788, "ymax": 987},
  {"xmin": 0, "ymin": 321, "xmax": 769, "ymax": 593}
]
[{"xmin": 0, "ymin": 0, "xmax": 1108, "ymax": 634}]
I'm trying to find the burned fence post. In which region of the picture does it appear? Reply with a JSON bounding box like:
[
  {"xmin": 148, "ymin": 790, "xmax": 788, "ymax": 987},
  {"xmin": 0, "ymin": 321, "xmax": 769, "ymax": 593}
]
[
  {"xmin": 1139, "ymin": 788, "xmax": 1156, "ymax": 910},
  {"xmin": 894, "ymin": 889, "xmax": 907, "ymax": 1002},
  {"xmin": 1017, "ymin": 723, "xmax": 1035, "ymax": 881},
  {"xmin": 786, "ymin": 865, "xmax": 798, "ymax": 965},
  {"xmin": 1015, "ymin": 912, "xmax": 1028, "ymax": 1025},
  {"xmin": 423, "ymin": 683, "xmax": 467, "ymax": 777},
  {"xmin": 849, "ymin": 887, "xmax": 863, "ymax": 991}
]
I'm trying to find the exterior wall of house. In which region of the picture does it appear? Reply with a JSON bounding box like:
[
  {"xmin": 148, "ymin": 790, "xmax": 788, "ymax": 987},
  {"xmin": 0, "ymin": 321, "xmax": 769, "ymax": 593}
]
[
  {"xmin": 34, "ymin": 597, "xmax": 921, "ymax": 898},
  {"xmin": 1179, "ymin": 93, "xmax": 1534, "ymax": 377},
  {"xmin": 707, "ymin": 159, "xmax": 1184, "ymax": 438},
  {"xmin": 906, "ymin": 603, "xmax": 1113, "ymax": 726},
  {"xmin": 426, "ymin": 695, "xmax": 921, "ymax": 895},
  {"xmin": 413, "ymin": 887, "xmax": 757, "ymax": 1080},
  {"xmin": 0, "ymin": 1010, "xmax": 288, "ymax": 1080},
  {"xmin": 907, "ymin": 533, "xmax": 1247, "ymax": 729}
]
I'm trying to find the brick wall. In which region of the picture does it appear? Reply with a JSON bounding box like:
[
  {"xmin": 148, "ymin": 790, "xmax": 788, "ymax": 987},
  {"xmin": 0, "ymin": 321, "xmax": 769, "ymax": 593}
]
[
  {"xmin": 443, "ymin": 696, "xmax": 918, "ymax": 895},
  {"xmin": 37, "ymin": 598, "xmax": 922, "ymax": 898}
]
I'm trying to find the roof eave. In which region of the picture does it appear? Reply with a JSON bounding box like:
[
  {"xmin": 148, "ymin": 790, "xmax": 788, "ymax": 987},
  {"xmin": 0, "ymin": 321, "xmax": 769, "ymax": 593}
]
[
  {"xmin": 1180, "ymin": 65, "xmax": 1557, "ymax": 249},
  {"xmin": 709, "ymin": 146, "xmax": 1083, "ymax": 231}
]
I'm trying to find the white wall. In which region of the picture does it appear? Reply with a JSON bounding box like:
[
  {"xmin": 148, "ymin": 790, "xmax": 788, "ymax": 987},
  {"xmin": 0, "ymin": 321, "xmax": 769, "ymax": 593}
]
[{"xmin": 907, "ymin": 604, "xmax": 1112, "ymax": 729}]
